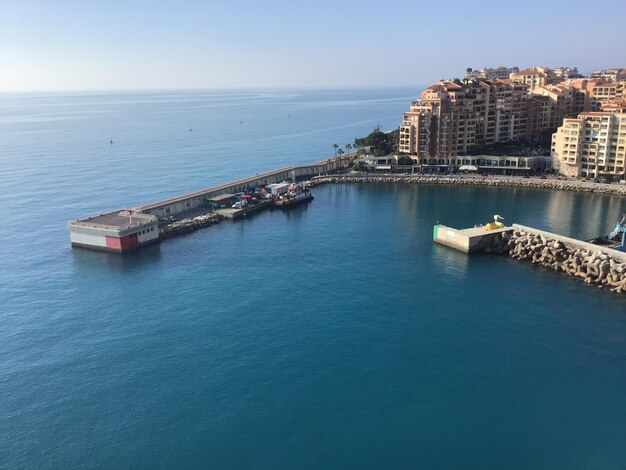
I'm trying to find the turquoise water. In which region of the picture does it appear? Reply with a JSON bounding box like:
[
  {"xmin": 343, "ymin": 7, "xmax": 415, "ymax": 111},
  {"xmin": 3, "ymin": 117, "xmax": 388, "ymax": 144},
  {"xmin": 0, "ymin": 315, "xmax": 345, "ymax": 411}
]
[{"xmin": 1, "ymin": 90, "xmax": 626, "ymax": 469}]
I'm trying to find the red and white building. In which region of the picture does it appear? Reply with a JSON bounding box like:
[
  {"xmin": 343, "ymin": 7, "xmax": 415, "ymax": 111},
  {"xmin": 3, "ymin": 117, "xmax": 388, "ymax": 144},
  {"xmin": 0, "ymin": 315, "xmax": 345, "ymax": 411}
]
[{"xmin": 68, "ymin": 210, "xmax": 159, "ymax": 253}]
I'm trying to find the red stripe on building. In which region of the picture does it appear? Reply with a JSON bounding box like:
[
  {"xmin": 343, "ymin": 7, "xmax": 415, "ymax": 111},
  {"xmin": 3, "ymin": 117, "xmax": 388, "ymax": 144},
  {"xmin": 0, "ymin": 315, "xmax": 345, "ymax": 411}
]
[{"xmin": 106, "ymin": 233, "xmax": 139, "ymax": 251}]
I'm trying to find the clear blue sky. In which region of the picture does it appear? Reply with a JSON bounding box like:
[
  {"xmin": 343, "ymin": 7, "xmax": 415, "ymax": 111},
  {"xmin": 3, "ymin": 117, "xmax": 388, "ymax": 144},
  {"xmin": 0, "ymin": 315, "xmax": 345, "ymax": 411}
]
[{"xmin": 1, "ymin": 0, "xmax": 625, "ymax": 91}]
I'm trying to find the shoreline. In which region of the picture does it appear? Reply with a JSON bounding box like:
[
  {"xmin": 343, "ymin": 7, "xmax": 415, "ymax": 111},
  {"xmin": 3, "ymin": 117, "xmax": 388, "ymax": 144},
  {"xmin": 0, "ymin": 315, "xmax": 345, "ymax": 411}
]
[{"xmin": 311, "ymin": 174, "xmax": 626, "ymax": 196}]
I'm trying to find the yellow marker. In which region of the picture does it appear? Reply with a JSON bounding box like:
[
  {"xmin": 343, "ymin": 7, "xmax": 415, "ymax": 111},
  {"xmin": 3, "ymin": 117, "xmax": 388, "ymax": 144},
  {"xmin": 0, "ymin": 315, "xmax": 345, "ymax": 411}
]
[{"xmin": 485, "ymin": 215, "xmax": 505, "ymax": 231}]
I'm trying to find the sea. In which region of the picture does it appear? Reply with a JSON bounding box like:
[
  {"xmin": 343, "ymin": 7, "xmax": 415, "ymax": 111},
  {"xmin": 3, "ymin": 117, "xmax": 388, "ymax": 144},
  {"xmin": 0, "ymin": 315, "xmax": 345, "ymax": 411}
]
[{"xmin": 1, "ymin": 89, "xmax": 625, "ymax": 469}]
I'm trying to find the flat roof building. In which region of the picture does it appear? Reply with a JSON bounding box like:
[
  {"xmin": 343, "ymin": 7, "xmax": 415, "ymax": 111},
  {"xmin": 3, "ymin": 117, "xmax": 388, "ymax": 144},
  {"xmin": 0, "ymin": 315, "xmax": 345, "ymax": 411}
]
[{"xmin": 68, "ymin": 210, "xmax": 159, "ymax": 253}]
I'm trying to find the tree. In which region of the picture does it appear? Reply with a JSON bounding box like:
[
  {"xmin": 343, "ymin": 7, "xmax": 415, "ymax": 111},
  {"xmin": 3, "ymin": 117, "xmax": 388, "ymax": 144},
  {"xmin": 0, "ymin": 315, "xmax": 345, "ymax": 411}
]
[
  {"xmin": 466, "ymin": 67, "xmax": 473, "ymax": 75},
  {"xmin": 337, "ymin": 149, "xmax": 344, "ymax": 158},
  {"xmin": 333, "ymin": 143, "xmax": 339, "ymax": 156},
  {"xmin": 353, "ymin": 126, "xmax": 400, "ymax": 157},
  {"xmin": 353, "ymin": 160, "xmax": 367, "ymax": 172},
  {"xmin": 345, "ymin": 144, "xmax": 352, "ymax": 155},
  {"xmin": 398, "ymin": 156, "xmax": 414, "ymax": 165}
]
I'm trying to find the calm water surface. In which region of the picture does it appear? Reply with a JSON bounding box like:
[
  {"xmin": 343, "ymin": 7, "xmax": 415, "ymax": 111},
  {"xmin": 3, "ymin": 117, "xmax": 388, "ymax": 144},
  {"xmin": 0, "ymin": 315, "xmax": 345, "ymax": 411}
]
[{"xmin": 1, "ymin": 90, "xmax": 625, "ymax": 469}]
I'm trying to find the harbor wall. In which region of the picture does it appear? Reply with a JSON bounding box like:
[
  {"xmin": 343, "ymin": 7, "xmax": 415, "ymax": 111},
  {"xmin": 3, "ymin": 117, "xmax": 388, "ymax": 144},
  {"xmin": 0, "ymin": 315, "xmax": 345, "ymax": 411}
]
[
  {"xmin": 311, "ymin": 175, "xmax": 626, "ymax": 196},
  {"xmin": 512, "ymin": 224, "xmax": 626, "ymax": 264},
  {"xmin": 468, "ymin": 224, "xmax": 626, "ymax": 294},
  {"xmin": 137, "ymin": 157, "xmax": 351, "ymax": 218}
]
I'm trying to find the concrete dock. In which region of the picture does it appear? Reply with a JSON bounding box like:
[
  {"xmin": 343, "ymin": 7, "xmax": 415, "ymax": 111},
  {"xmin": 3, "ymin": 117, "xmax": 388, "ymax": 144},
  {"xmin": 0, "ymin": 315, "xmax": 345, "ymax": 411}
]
[
  {"xmin": 215, "ymin": 200, "xmax": 272, "ymax": 219},
  {"xmin": 433, "ymin": 224, "xmax": 513, "ymax": 253}
]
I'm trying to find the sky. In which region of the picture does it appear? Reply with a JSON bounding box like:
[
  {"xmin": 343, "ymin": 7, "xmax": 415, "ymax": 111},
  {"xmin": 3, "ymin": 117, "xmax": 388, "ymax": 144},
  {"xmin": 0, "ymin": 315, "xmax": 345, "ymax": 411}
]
[{"xmin": 1, "ymin": 0, "xmax": 625, "ymax": 92}]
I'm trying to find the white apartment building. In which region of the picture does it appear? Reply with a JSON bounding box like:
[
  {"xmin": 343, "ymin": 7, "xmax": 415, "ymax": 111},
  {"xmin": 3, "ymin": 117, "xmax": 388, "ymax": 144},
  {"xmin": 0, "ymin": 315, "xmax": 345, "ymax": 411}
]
[{"xmin": 552, "ymin": 112, "xmax": 626, "ymax": 179}]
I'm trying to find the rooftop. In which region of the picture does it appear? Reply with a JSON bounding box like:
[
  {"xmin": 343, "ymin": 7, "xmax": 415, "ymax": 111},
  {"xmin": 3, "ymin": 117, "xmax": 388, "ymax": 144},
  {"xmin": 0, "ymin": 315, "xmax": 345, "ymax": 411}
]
[
  {"xmin": 514, "ymin": 69, "xmax": 544, "ymax": 76},
  {"xmin": 71, "ymin": 210, "xmax": 157, "ymax": 230}
]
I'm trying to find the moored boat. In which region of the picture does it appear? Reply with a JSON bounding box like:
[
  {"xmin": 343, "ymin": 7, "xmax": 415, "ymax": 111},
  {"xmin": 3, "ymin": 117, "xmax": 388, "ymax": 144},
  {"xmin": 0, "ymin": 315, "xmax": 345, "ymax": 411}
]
[{"xmin": 273, "ymin": 183, "xmax": 313, "ymax": 207}]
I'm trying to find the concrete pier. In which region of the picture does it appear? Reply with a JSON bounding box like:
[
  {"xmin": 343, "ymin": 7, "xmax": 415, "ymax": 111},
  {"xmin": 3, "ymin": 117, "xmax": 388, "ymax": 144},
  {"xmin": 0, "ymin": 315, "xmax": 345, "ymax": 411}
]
[
  {"xmin": 137, "ymin": 157, "xmax": 352, "ymax": 219},
  {"xmin": 68, "ymin": 154, "xmax": 354, "ymax": 253},
  {"xmin": 433, "ymin": 221, "xmax": 626, "ymax": 295},
  {"xmin": 433, "ymin": 224, "xmax": 513, "ymax": 253}
]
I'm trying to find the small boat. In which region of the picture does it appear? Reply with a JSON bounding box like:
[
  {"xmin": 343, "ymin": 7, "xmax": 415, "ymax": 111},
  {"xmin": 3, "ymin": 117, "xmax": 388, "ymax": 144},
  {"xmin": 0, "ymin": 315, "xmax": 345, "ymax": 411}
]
[
  {"xmin": 587, "ymin": 213, "xmax": 626, "ymax": 252},
  {"xmin": 273, "ymin": 183, "xmax": 313, "ymax": 207}
]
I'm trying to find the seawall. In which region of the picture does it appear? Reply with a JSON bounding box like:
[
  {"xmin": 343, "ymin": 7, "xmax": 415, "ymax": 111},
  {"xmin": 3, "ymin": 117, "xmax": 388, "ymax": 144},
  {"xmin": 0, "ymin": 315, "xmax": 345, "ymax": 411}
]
[
  {"xmin": 311, "ymin": 175, "xmax": 626, "ymax": 196},
  {"xmin": 136, "ymin": 157, "xmax": 353, "ymax": 218},
  {"xmin": 469, "ymin": 224, "xmax": 626, "ymax": 294}
]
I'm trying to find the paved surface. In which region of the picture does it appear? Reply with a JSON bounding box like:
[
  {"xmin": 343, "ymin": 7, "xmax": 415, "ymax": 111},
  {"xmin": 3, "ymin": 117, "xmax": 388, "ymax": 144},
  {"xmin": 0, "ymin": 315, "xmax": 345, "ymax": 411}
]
[{"xmin": 73, "ymin": 211, "xmax": 155, "ymax": 229}]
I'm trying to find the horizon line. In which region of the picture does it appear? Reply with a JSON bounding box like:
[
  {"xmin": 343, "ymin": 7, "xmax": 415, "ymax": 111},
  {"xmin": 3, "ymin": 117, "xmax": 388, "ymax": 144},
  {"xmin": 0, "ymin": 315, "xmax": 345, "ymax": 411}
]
[{"xmin": 0, "ymin": 84, "xmax": 425, "ymax": 95}]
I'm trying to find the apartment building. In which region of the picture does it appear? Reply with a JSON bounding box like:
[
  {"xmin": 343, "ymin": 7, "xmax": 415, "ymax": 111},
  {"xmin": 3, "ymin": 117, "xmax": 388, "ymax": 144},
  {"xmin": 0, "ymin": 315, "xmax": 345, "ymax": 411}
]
[
  {"xmin": 559, "ymin": 78, "xmax": 625, "ymax": 111},
  {"xmin": 565, "ymin": 78, "xmax": 606, "ymax": 112},
  {"xmin": 528, "ymin": 84, "xmax": 575, "ymax": 136},
  {"xmin": 590, "ymin": 68, "xmax": 626, "ymax": 82},
  {"xmin": 590, "ymin": 81, "xmax": 625, "ymax": 108},
  {"xmin": 466, "ymin": 66, "xmax": 519, "ymax": 80},
  {"xmin": 551, "ymin": 112, "xmax": 626, "ymax": 179},
  {"xmin": 398, "ymin": 79, "xmax": 528, "ymax": 164},
  {"xmin": 553, "ymin": 67, "xmax": 581, "ymax": 80},
  {"xmin": 601, "ymin": 100, "xmax": 626, "ymax": 114},
  {"xmin": 510, "ymin": 67, "xmax": 557, "ymax": 91},
  {"xmin": 399, "ymin": 67, "xmax": 626, "ymax": 169}
]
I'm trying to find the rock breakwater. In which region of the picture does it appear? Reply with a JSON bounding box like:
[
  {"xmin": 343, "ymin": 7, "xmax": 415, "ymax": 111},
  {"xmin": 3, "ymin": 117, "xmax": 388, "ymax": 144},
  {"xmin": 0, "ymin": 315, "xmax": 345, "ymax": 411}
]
[
  {"xmin": 312, "ymin": 175, "xmax": 626, "ymax": 196},
  {"xmin": 159, "ymin": 212, "xmax": 223, "ymax": 239},
  {"xmin": 481, "ymin": 229, "xmax": 626, "ymax": 294}
]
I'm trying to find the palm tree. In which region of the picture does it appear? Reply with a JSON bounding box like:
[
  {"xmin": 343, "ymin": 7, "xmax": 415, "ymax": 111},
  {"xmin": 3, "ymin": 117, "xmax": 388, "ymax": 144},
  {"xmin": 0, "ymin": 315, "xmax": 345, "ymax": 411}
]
[
  {"xmin": 332, "ymin": 144, "xmax": 339, "ymax": 156},
  {"xmin": 337, "ymin": 149, "xmax": 344, "ymax": 159},
  {"xmin": 345, "ymin": 144, "xmax": 352, "ymax": 156}
]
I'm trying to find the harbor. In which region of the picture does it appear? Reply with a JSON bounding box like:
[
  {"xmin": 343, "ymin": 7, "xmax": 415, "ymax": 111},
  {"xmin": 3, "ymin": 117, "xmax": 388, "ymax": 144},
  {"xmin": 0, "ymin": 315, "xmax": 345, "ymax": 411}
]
[
  {"xmin": 70, "ymin": 161, "xmax": 626, "ymax": 254},
  {"xmin": 8, "ymin": 3, "xmax": 626, "ymax": 462}
]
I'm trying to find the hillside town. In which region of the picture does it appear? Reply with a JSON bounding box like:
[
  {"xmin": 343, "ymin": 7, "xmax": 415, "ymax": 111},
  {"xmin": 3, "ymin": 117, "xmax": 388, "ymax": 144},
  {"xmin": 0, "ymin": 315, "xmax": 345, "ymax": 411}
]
[{"xmin": 386, "ymin": 66, "xmax": 626, "ymax": 181}]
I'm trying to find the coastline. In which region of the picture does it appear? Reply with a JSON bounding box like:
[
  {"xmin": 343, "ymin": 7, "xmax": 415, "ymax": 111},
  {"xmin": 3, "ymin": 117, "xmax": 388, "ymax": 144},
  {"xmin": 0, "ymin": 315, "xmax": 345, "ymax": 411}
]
[{"xmin": 312, "ymin": 174, "xmax": 626, "ymax": 196}]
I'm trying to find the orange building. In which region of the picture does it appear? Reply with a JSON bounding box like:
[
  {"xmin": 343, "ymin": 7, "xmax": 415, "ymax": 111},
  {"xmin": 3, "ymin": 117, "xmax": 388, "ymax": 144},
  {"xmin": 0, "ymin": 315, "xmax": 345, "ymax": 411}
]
[{"xmin": 399, "ymin": 79, "xmax": 528, "ymax": 164}]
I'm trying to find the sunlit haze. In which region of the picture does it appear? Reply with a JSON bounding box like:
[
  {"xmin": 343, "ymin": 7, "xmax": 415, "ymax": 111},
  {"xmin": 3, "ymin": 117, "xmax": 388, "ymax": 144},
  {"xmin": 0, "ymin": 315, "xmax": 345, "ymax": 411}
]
[{"xmin": 1, "ymin": 0, "xmax": 626, "ymax": 91}]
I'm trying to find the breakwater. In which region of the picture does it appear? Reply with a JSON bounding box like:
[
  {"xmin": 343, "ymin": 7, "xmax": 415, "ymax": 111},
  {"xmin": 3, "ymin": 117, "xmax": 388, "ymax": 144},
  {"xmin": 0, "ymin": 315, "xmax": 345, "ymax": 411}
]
[
  {"xmin": 137, "ymin": 157, "xmax": 353, "ymax": 218},
  {"xmin": 475, "ymin": 224, "xmax": 626, "ymax": 294},
  {"xmin": 159, "ymin": 212, "xmax": 223, "ymax": 240},
  {"xmin": 312, "ymin": 175, "xmax": 626, "ymax": 196},
  {"xmin": 69, "ymin": 154, "xmax": 354, "ymax": 253}
]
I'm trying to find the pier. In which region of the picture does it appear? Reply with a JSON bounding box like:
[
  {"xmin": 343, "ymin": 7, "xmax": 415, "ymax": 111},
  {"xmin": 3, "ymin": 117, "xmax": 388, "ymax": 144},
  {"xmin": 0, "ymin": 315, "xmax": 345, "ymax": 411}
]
[
  {"xmin": 68, "ymin": 155, "xmax": 352, "ymax": 253},
  {"xmin": 433, "ymin": 222, "xmax": 626, "ymax": 294},
  {"xmin": 215, "ymin": 200, "xmax": 273, "ymax": 219},
  {"xmin": 433, "ymin": 224, "xmax": 513, "ymax": 253}
]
